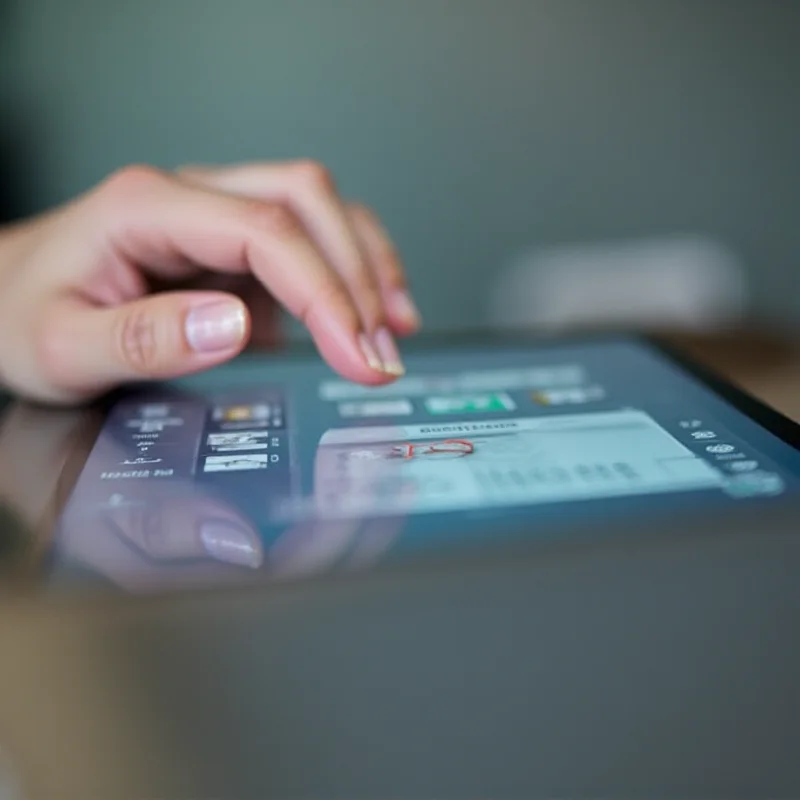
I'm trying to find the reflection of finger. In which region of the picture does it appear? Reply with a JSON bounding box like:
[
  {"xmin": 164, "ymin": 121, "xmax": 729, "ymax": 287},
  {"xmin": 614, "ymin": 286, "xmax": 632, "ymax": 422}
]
[
  {"xmin": 106, "ymin": 505, "xmax": 203, "ymax": 561},
  {"xmin": 105, "ymin": 497, "xmax": 263, "ymax": 569},
  {"xmin": 59, "ymin": 508, "xmax": 252, "ymax": 592},
  {"xmin": 342, "ymin": 514, "xmax": 407, "ymax": 570},
  {"xmin": 267, "ymin": 519, "xmax": 361, "ymax": 579},
  {"xmin": 198, "ymin": 517, "xmax": 263, "ymax": 569},
  {"xmin": 342, "ymin": 474, "xmax": 415, "ymax": 569}
]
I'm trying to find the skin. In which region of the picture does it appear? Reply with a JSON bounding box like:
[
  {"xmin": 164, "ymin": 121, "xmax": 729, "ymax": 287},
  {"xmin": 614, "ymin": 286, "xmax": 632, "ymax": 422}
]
[{"xmin": 0, "ymin": 160, "xmax": 421, "ymax": 404}]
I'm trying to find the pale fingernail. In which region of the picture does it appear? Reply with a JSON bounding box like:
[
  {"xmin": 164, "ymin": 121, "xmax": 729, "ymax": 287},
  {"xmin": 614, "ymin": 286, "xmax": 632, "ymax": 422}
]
[
  {"xmin": 185, "ymin": 301, "xmax": 246, "ymax": 353},
  {"xmin": 390, "ymin": 288, "xmax": 422, "ymax": 328},
  {"xmin": 358, "ymin": 332, "xmax": 384, "ymax": 372},
  {"xmin": 374, "ymin": 326, "xmax": 405, "ymax": 376},
  {"xmin": 200, "ymin": 520, "xmax": 263, "ymax": 568}
]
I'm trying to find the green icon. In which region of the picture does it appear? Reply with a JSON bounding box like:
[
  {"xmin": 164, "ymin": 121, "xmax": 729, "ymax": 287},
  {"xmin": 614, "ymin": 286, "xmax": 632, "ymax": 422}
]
[{"xmin": 424, "ymin": 393, "xmax": 516, "ymax": 415}]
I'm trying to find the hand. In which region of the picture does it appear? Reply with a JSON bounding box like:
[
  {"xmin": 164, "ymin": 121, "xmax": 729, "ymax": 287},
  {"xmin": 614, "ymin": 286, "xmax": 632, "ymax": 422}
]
[{"xmin": 0, "ymin": 161, "xmax": 421, "ymax": 404}]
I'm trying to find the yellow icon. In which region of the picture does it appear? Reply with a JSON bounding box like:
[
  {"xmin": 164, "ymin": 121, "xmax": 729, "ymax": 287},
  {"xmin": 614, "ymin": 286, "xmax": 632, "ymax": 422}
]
[{"xmin": 224, "ymin": 406, "xmax": 252, "ymax": 421}]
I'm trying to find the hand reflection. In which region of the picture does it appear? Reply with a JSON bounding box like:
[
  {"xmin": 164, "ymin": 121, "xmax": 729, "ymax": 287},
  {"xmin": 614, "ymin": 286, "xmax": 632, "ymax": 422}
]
[
  {"xmin": 64, "ymin": 486, "xmax": 405, "ymax": 592},
  {"xmin": 0, "ymin": 399, "xmax": 409, "ymax": 594},
  {"xmin": 0, "ymin": 401, "xmax": 265, "ymax": 591},
  {"xmin": 60, "ymin": 481, "xmax": 266, "ymax": 593},
  {"xmin": 102, "ymin": 491, "xmax": 263, "ymax": 569}
]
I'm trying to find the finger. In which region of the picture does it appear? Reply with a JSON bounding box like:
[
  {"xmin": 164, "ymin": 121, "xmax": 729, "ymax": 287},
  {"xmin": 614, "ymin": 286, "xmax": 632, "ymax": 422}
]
[
  {"xmin": 39, "ymin": 290, "xmax": 250, "ymax": 397},
  {"xmin": 91, "ymin": 166, "xmax": 402, "ymax": 381},
  {"xmin": 347, "ymin": 202, "xmax": 421, "ymax": 335},
  {"xmin": 179, "ymin": 162, "xmax": 406, "ymax": 360}
]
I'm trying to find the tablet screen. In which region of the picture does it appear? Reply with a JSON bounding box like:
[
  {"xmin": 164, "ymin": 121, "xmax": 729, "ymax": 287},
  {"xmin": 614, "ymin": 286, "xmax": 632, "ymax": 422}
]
[{"xmin": 51, "ymin": 336, "xmax": 800, "ymax": 592}]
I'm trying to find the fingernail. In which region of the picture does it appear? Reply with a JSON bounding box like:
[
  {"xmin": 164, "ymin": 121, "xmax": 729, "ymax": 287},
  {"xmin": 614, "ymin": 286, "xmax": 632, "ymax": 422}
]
[
  {"xmin": 186, "ymin": 301, "xmax": 246, "ymax": 353},
  {"xmin": 358, "ymin": 332, "xmax": 384, "ymax": 372},
  {"xmin": 390, "ymin": 288, "xmax": 422, "ymax": 328},
  {"xmin": 374, "ymin": 326, "xmax": 405, "ymax": 376},
  {"xmin": 200, "ymin": 520, "xmax": 263, "ymax": 568}
]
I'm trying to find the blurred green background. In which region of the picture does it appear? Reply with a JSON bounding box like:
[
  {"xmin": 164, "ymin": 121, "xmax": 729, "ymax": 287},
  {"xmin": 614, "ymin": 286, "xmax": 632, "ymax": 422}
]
[{"xmin": 1, "ymin": 0, "xmax": 799, "ymax": 331}]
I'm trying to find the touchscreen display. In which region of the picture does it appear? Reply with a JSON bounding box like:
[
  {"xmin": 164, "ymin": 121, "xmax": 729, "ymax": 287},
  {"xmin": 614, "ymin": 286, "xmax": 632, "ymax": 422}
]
[{"xmin": 51, "ymin": 337, "xmax": 800, "ymax": 592}]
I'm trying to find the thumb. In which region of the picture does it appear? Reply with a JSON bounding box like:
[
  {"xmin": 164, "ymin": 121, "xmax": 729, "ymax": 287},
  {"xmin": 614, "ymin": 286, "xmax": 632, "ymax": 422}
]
[{"xmin": 45, "ymin": 291, "xmax": 250, "ymax": 396}]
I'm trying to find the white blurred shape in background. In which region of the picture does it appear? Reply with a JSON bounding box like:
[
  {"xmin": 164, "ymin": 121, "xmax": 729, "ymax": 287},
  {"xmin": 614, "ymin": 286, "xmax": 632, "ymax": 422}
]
[{"xmin": 489, "ymin": 235, "xmax": 750, "ymax": 332}]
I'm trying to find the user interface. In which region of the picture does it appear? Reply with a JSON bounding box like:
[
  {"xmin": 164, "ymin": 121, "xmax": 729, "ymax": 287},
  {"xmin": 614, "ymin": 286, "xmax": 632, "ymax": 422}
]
[{"xmin": 51, "ymin": 337, "xmax": 800, "ymax": 592}]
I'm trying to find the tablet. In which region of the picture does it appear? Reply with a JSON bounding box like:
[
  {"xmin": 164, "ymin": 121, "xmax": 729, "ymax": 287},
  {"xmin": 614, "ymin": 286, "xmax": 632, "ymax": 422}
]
[
  {"xmin": 8, "ymin": 331, "xmax": 790, "ymax": 596},
  {"xmin": 2, "ymin": 333, "xmax": 800, "ymax": 799}
]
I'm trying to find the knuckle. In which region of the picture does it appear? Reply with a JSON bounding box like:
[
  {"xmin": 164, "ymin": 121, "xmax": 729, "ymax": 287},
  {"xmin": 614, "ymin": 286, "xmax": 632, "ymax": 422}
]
[
  {"xmin": 290, "ymin": 159, "xmax": 336, "ymax": 193},
  {"xmin": 116, "ymin": 307, "xmax": 163, "ymax": 375},
  {"xmin": 98, "ymin": 164, "xmax": 166, "ymax": 205},
  {"xmin": 243, "ymin": 201, "xmax": 302, "ymax": 240}
]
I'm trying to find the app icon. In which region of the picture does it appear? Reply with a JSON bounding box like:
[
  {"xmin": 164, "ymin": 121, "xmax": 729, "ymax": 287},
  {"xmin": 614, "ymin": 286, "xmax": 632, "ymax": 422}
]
[
  {"xmin": 139, "ymin": 403, "xmax": 170, "ymax": 418},
  {"xmin": 214, "ymin": 404, "xmax": 266, "ymax": 422},
  {"xmin": 679, "ymin": 419, "xmax": 703, "ymax": 429},
  {"xmin": 531, "ymin": 386, "xmax": 605, "ymax": 406},
  {"xmin": 425, "ymin": 393, "xmax": 516, "ymax": 415},
  {"xmin": 690, "ymin": 430, "xmax": 717, "ymax": 440},
  {"xmin": 706, "ymin": 444, "xmax": 735, "ymax": 454},
  {"xmin": 338, "ymin": 399, "xmax": 413, "ymax": 418},
  {"xmin": 203, "ymin": 454, "xmax": 271, "ymax": 472},
  {"xmin": 207, "ymin": 431, "xmax": 273, "ymax": 452},
  {"xmin": 727, "ymin": 460, "xmax": 759, "ymax": 473},
  {"xmin": 125, "ymin": 418, "xmax": 183, "ymax": 433}
]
